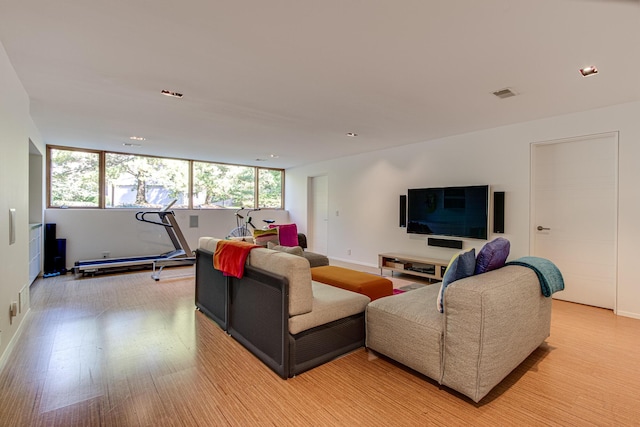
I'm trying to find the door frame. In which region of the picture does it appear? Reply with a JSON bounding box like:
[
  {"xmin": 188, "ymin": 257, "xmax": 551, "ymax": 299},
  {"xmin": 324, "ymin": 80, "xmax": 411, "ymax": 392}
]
[{"xmin": 529, "ymin": 131, "xmax": 619, "ymax": 312}]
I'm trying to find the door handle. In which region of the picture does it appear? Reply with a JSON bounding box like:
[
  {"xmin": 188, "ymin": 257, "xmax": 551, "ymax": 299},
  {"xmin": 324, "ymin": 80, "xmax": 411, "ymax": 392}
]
[{"xmin": 537, "ymin": 226, "xmax": 551, "ymax": 231}]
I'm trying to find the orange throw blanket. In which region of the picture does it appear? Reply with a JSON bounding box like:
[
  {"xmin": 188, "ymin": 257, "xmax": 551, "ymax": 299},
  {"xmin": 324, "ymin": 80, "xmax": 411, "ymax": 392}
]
[{"xmin": 213, "ymin": 240, "xmax": 260, "ymax": 278}]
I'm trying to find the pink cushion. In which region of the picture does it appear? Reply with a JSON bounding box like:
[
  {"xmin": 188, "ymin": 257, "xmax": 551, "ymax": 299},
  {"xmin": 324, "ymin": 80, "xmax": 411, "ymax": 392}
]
[{"xmin": 268, "ymin": 223, "xmax": 298, "ymax": 247}]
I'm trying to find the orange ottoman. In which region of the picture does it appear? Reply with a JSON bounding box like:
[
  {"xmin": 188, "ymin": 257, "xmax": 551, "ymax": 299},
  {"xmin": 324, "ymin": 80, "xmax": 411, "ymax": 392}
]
[{"xmin": 311, "ymin": 266, "xmax": 393, "ymax": 301}]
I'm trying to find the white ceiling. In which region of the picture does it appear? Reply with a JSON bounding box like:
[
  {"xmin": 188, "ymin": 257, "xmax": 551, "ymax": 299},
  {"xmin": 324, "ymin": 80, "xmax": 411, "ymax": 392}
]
[{"xmin": 1, "ymin": 0, "xmax": 639, "ymax": 169}]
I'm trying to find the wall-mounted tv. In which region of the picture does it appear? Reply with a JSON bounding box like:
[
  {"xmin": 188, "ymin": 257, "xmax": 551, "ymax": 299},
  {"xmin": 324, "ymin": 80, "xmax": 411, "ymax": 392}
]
[{"xmin": 407, "ymin": 185, "xmax": 489, "ymax": 240}]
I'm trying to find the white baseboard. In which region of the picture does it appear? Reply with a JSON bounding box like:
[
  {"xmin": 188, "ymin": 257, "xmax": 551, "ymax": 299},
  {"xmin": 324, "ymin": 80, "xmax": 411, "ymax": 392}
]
[
  {"xmin": 328, "ymin": 257, "xmax": 378, "ymax": 269},
  {"xmin": 614, "ymin": 310, "xmax": 640, "ymax": 320},
  {"xmin": 0, "ymin": 307, "xmax": 31, "ymax": 373}
]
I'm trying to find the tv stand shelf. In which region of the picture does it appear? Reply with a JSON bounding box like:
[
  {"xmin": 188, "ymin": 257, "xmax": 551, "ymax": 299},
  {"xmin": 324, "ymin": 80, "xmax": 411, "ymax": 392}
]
[{"xmin": 378, "ymin": 252, "xmax": 449, "ymax": 282}]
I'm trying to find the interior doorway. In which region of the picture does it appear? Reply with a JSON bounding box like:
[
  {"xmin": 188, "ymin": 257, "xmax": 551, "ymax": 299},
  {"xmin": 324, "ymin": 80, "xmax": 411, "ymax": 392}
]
[
  {"xmin": 308, "ymin": 175, "xmax": 328, "ymax": 255},
  {"xmin": 530, "ymin": 132, "xmax": 618, "ymax": 310},
  {"xmin": 29, "ymin": 139, "xmax": 43, "ymax": 223}
]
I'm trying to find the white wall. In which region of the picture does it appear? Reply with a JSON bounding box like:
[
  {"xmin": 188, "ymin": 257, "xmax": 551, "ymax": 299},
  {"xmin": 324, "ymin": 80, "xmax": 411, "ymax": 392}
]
[
  {"xmin": 0, "ymin": 41, "xmax": 44, "ymax": 361},
  {"xmin": 286, "ymin": 101, "xmax": 640, "ymax": 319},
  {"xmin": 44, "ymin": 208, "xmax": 290, "ymax": 266}
]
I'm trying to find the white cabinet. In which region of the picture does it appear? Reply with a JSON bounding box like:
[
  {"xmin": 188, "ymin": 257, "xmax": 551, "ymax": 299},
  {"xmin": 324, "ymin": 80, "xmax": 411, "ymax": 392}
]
[{"xmin": 29, "ymin": 223, "xmax": 42, "ymax": 284}]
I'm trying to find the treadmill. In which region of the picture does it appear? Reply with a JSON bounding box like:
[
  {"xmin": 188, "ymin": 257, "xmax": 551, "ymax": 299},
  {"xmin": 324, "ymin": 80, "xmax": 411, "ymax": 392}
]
[{"xmin": 74, "ymin": 200, "xmax": 195, "ymax": 280}]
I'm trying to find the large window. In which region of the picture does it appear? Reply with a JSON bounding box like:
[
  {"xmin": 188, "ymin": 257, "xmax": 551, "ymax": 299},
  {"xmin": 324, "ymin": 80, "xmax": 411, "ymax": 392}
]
[
  {"xmin": 258, "ymin": 168, "xmax": 283, "ymax": 208},
  {"xmin": 193, "ymin": 162, "xmax": 256, "ymax": 209},
  {"xmin": 49, "ymin": 148, "xmax": 100, "ymax": 208},
  {"xmin": 47, "ymin": 146, "xmax": 283, "ymax": 209},
  {"xmin": 106, "ymin": 154, "xmax": 189, "ymax": 208}
]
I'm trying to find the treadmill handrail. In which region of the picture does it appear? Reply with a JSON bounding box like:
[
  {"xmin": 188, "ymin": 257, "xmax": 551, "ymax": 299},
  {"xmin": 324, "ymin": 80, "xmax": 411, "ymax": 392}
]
[
  {"xmin": 160, "ymin": 199, "xmax": 177, "ymax": 212},
  {"xmin": 135, "ymin": 211, "xmax": 174, "ymax": 227}
]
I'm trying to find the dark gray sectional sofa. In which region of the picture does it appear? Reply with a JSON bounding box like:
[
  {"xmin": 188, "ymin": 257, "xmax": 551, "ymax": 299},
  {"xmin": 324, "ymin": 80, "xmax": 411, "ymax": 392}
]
[{"xmin": 195, "ymin": 237, "xmax": 369, "ymax": 378}]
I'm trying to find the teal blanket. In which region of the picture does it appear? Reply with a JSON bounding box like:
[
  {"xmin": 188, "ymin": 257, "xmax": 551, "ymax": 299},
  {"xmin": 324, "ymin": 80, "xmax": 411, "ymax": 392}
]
[{"xmin": 505, "ymin": 256, "xmax": 565, "ymax": 297}]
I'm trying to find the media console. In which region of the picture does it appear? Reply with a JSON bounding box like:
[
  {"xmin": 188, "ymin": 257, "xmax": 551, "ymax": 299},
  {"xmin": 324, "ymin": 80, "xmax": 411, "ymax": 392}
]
[{"xmin": 378, "ymin": 252, "xmax": 449, "ymax": 282}]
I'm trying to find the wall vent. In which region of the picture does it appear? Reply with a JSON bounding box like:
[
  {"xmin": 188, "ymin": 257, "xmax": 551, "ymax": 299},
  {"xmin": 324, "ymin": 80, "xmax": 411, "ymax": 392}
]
[{"xmin": 492, "ymin": 88, "xmax": 516, "ymax": 99}]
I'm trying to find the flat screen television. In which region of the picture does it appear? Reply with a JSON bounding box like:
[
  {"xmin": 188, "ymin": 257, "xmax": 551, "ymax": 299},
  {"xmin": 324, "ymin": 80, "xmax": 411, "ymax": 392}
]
[{"xmin": 407, "ymin": 185, "xmax": 489, "ymax": 240}]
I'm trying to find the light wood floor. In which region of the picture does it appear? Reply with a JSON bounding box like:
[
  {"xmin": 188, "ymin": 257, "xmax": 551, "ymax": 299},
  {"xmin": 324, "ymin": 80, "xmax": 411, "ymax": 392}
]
[{"xmin": 2, "ymin": 266, "xmax": 640, "ymax": 426}]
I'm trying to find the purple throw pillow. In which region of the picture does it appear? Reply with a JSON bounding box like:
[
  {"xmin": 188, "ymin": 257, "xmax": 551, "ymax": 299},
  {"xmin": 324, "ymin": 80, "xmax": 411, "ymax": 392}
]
[{"xmin": 475, "ymin": 237, "xmax": 510, "ymax": 274}]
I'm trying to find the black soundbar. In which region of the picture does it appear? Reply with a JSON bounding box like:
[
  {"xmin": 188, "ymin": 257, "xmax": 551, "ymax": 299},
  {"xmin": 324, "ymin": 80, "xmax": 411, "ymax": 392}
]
[{"xmin": 428, "ymin": 238, "xmax": 463, "ymax": 249}]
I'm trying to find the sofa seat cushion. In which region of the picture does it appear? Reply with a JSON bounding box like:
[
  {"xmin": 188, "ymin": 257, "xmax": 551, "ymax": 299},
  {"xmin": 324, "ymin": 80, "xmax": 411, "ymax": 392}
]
[
  {"xmin": 366, "ymin": 284, "xmax": 443, "ymax": 381},
  {"xmin": 289, "ymin": 282, "xmax": 370, "ymax": 335},
  {"xmin": 311, "ymin": 266, "xmax": 393, "ymax": 301},
  {"xmin": 302, "ymin": 251, "xmax": 330, "ymax": 268}
]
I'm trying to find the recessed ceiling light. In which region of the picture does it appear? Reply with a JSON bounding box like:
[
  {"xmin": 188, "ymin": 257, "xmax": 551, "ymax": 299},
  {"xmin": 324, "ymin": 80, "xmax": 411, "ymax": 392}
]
[
  {"xmin": 129, "ymin": 136, "xmax": 146, "ymax": 141},
  {"xmin": 492, "ymin": 88, "xmax": 517, "ymax": 99},
  {"xmin": 123, "ymin": 143, "xmax": 141, "ymax": 147},
  {"xmin": 270, "ymin": 154, "xmax": 279, "ymax": 158},
  {"xmin": 161, "ymin": 90, "xmax": 184, "ymax": 98},
  {"xmin": 579, "ymin": 66, "xmax": 598, "ymax": 77},
  {"xmin": 255, "ymin": 158, "xmax": 267, "ymax": 162},
  {"xmin": 346, "ymin": 132, "xmax": 358, "ymax": 137}
]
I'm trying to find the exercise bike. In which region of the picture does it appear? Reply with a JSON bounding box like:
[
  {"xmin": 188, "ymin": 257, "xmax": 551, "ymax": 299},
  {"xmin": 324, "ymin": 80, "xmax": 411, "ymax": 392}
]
[{"xmin": 227, "ymin": 208, "xmax": 274, "ymax": 239}]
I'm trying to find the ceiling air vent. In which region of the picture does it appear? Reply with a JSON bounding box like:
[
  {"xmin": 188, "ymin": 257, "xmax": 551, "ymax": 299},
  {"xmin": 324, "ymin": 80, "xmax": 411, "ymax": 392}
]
[
  {"xmin": 492, "ymin": 88, "xmax": 516, "ymax": 99},
  {"xmin": 161, "ymin": 89, "xmax": 184, "ymax": 98}
]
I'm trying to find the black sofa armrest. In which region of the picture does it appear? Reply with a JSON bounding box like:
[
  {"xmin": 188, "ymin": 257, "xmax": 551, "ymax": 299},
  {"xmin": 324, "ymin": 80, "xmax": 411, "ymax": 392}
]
[
  {"xmin": 297, "ymin": 233, "xmax": 308, "ymax": 249},
  {"xmin": 227, "ymin": 266, "xmax": 290, "ymax": 378},
  {"xmin": 195, "ymin": 249, "xmax": 228, "ymax": 330}
]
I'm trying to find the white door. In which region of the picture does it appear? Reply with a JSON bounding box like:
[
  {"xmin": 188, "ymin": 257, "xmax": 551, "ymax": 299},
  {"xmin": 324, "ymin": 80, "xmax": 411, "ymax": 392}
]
[
  {"xmin": 531, "ymin": 132, "xmax": 618, "ymax": 309},
  {"xmin": 309, "ymin": 175, "xmax": 328, "ymax": 255}
]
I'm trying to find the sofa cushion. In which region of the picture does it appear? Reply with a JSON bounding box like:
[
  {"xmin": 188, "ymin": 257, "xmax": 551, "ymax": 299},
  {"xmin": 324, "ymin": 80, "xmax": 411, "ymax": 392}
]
[
  {"xmin": 269, "ymin": 223, "xmax": 298, "ymax": 247},
  {"xmin": 200, "ymin": 237, "xmax": 314, "ymax": 316},
  {"xmin": 289, "ymin": 282, "xmax": 370, "ymax": 334},
  {"xmin": 437, "ymin": 248, "xmax": 476, "ymax": 313},
  {"xmin": 246, "ymin": 247, "xmax": 313, "ymax": 316},
  {"xmin": 253, "ymin": 228, "xmax": 279, "ymax": 246},
  {"xmin": 366, "ymin": 284, "xmax": 444, "ymax": 381},
  {"xmin": 267, "ymin": 242, "xmax": 305, "ymax": 257},
  {"xmin": 311, "ymin": 265, "xmax": 393, "ymax": 301},
  {"xmin": 302, "ymin": 251, "xmax": 330, "ymax": 268},
  {"xmin": 198, "ymin": 236, "xmax": 218, "ymax": 253},
  {"xmin": 475, "ymin": 237, "xmax": 510, "ymax": 274}
]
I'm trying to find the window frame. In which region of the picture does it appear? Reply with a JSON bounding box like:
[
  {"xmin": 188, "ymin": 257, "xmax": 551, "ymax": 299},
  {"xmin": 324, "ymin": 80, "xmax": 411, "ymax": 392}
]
[
  {"xmin": 47, "ymin": 146, "xmax": 103, "ymax": 208},
  {"xmin": 46, "ymin": 145, "xmax": 285, "ymax": 210}
]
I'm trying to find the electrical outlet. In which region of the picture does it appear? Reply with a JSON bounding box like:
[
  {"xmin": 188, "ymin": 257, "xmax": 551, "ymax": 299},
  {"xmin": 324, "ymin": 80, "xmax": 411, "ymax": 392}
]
[
  {"xmin": 347, "ymin": 249, "xmax": 352, "ymax": 256},
  {"xmin": 10, "ymin": 302, "xmax": 18, "ymax": 317},
  {"xmin": 102, "ymin": 251, "xmax": 110, "ymax": 258},
  {"xmin": 10, "ymin": 302, "xmax": 18, "ymax": 324}
]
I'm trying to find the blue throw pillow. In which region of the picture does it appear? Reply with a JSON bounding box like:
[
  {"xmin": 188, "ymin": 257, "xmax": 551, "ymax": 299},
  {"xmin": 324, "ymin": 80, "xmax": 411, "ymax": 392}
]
[
  {"xmin": 437, "ymin": 248, "xmax": 476, "ymax": 313},
  {"xmin": 475, "ymin": 238, "xmax": 510, "ymax": 274}
]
